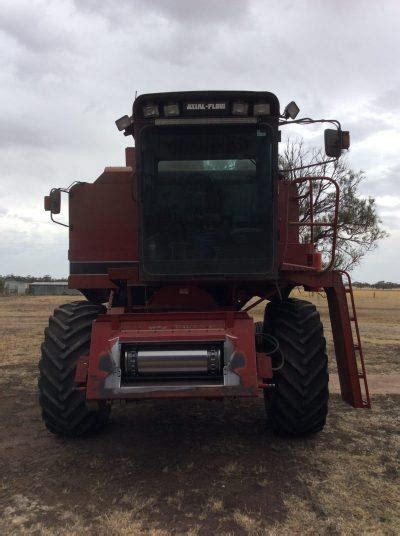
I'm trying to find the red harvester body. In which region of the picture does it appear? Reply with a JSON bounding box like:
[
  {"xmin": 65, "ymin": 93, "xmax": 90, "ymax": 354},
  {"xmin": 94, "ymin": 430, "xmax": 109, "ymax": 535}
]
[{"xmin": 40, "ymin": 91, "xmax": 370, "ymax": 438}]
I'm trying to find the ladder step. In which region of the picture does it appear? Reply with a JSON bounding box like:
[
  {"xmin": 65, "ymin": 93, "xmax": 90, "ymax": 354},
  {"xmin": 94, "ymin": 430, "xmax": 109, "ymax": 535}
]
[
  {"xmin": 345, "ymin": 288, "xmax": 352, "ymax": 293},
  {"xmin": 358, "ymin": 373, "xmax": 365, "ymax": 379},
  {"xmin": 349, "ymin": 316, "xmax": 355, "ymax": 321}
]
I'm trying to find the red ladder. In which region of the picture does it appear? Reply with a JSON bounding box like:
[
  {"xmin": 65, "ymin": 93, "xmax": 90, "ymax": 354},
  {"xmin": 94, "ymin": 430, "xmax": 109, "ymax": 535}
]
[{"xmin": 339, "ymin": 270, "xmax": 371, "ymax": 408}]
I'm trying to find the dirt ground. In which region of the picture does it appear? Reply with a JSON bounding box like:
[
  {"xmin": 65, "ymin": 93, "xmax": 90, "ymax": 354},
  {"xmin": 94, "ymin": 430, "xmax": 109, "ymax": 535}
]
[{"xmin": 0, "ymin": 293, "xmax": 399, "ymax": 535}]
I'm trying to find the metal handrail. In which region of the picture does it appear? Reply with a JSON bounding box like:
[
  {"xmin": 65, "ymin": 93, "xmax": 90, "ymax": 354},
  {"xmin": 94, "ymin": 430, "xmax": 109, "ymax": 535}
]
[{"xmin": 283, "ymin": 176, "xmax": 340, "ymax": 273}]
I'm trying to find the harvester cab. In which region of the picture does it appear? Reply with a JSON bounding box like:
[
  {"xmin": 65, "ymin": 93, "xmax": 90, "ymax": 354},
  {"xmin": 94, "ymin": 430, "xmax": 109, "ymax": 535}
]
[
  {"xmin": 134, "ymin": 93, "xmax": 277, "ymax": 280},
  {"xmin": 40, "ymin": 91, "xmax": 370, "ymax": 439}
]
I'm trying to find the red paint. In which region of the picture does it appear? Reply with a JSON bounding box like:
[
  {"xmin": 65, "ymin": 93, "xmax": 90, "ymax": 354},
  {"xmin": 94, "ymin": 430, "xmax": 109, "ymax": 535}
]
[
  {"xmin": 148, "ymin": 286, "xmax": 217, "ymax": 311},
  {"xmin": 69, "ymin": 166, "xmax": 139, "ymax": 264}
]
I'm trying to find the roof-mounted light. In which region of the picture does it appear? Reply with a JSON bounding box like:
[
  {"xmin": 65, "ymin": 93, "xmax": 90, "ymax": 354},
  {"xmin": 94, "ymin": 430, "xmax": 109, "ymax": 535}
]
[
  {"xmin": 163, "ymin": 103, "xmax": 180, "ymax": 117},
  {"xmin": 115, "ymin": 115, "xmax": 131, "ymax": 131},
  {"xmin": 143, "ymin": 103, "xmax": 159, "ymax": 118},
  {"xmin": 253, "ymin": 102, "xmax": 270, "ymax": 116},
  {"xmin": 232, "ymin": 102, "xmax": 249, "ymax": 116},
  {"xmin": 283, "ymin": 101, "xmax": 300, "ymax": 119}
]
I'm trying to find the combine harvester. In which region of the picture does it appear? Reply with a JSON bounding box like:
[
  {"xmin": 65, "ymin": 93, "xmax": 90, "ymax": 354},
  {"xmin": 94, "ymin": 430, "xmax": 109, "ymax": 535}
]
[{"xmin": 40, "ymin": 91, "xmax": 370, "ymax": 437}]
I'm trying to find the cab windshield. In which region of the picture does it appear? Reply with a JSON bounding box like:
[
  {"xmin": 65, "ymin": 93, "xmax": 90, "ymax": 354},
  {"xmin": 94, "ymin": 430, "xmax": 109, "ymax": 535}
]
[{"xmin": 140, "ymin": 124, "xmax": 274, "ymax": 277}]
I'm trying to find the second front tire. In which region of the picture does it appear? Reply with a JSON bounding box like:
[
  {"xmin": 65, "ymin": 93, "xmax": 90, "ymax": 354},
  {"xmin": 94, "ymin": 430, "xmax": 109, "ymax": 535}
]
[{"xmin": 263, "ymin": 298, "xmax": 329, "ymax": 437}]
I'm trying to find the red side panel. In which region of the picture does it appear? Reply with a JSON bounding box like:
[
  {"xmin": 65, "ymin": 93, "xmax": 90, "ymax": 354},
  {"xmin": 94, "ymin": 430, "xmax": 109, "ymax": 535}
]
[{"xmin": 69, "ymin": 166, "xmax": 138, "ymax": 263}]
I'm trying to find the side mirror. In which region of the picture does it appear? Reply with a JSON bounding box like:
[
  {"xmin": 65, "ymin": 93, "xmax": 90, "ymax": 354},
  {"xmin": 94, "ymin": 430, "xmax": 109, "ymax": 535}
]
[
  {"xmin": 44, "ymin": 188, "xmax": 61, "ymax": 214},
  {"xmin": 324, "ymin": 129, "xmax": 350, "ymax": 157}
]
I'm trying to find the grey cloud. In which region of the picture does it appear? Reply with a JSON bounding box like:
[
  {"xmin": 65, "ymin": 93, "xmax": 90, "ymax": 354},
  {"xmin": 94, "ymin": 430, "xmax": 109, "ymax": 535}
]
[
  {"xmin": 0, "ymin": 116, "xmax": 87, "ymax": 151},
  {"xmin": 379, "ymin": 213, "xmax": 400, "ymax": 230},
  {"xmin": 0, "ymin": 223, "xmax": 68, "ymax": 277},
  {"xmin": 372, "ymin": 87, "xmax": 400, "ymax": 113},
  {"xmin": 143, "ymin": 0, "xmax": 251, "ymax": 24},
  {"xmin": 0, "ymin": 3, "xmax": 80, "ymax": 83},
  {"xmin": 345, "ymin": 117, "xmax": 393, "ymax": 144},
  {"xmin": 359, "ymin": 162, "xmax": 400, "ymax": 197},
  {"xmin": 74, "ymin": 0, "xmax": 251, "ymax": 26},
  {"xmin": 0, "ymin": 118, "xmax": 51, "ymax": 149},
  {"xmin": 0, "ymin": 3, "xmax": 74, "ymax": 53}
]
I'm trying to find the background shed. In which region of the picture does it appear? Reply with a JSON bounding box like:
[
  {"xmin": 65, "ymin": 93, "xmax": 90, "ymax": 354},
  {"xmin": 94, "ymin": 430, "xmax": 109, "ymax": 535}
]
[
  {"xmin": 4, "ymin": 279, "xmax": 29, "ymax": 295},
  {"xmin": 29, "ymin": 282, "xmax": 81, "ymax": 296}
]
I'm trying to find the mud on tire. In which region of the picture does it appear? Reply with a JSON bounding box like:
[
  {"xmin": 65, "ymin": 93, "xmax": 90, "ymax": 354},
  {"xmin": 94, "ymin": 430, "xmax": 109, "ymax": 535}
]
[
  {"xmin": 264, "ymin": 298, "xmax": 329, "ymax": 437},
  {"xmin": 38, "ymin": 301, "xmax": 110, "ymax": 437}
]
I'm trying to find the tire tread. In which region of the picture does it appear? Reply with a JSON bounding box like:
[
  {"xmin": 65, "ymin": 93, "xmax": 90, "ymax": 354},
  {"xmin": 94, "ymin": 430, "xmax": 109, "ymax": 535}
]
[
  {"xmin": 38, "ymin": 301, "xmax": 109, "ymax": 437},
  {"xmin": 264, "ymin": 298, "xmax": 329, "ymax": 436}
]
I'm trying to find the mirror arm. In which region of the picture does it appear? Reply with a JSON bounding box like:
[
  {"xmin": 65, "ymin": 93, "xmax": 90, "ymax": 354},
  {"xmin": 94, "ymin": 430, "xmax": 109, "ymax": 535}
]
[
  {"xmin": 279, "ymin": 117, "xmax": 341, "ymax": 130},
  {"xmin": 46, "ymin": 181, "xmax": 82, "ymax": 228},
  {"xmin": 280, "ymin": 158, "xmax": 338, "ymax": 174},
  {"xmin": 50, "ymin": 211, "xmax": 69, "ymax": 228}
]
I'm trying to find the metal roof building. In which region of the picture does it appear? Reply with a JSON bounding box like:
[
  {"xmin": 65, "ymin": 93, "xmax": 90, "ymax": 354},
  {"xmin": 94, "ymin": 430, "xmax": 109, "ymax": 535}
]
[
  {"xmin": 29, "ymin": 282, "xmax": 81, "ymax": 296},
  {"xmin": 4, "ymin": 279, "xmax": 29, "ymax": 295}
]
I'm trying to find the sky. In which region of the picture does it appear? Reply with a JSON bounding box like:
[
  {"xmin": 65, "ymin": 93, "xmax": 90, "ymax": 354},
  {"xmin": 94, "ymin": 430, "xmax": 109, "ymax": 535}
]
[{"xmin": 1, "ymin": 0, "xmax": 399, "ymax": 281}]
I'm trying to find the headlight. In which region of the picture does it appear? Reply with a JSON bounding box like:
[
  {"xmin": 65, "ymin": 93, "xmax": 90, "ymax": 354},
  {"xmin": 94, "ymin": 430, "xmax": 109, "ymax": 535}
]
[
  {"xmin": 253, "ymin": 103, "xmax": 270, "ymax": 116},
  {"xmin": 232, "ymin": 102, "xmax": 249, "ymax": 116},
  {"xmin": 163, "ymin": 103, "xmax": 180, "ymax": 117},
  {"xmin": 143, "ymin": 103, "xmax": 159, "ymax": 118}
]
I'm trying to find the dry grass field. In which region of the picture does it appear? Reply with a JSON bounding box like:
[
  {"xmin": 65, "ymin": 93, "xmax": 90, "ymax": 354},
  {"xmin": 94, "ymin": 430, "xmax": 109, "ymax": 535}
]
[{"xmin": 0, "ymin": 291, "xmax": 399, "ymax": 535}]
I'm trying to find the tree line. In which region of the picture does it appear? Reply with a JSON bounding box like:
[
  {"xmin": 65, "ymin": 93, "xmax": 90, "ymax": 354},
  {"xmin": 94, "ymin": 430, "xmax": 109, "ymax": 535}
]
[{"xmin": 352, "ymin": 281, "xmax": 400, "ymax": 289}]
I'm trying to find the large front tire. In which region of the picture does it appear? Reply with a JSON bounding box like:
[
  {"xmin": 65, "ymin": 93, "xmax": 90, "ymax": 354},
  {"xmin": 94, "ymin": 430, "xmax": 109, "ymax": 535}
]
[
  {"xmin": 38, "ymin": 301, "xmax": 110, "ymax": 437},
  {"xmin": 264, "ymin": 298, "xmax": 329, "ymax": 437}
]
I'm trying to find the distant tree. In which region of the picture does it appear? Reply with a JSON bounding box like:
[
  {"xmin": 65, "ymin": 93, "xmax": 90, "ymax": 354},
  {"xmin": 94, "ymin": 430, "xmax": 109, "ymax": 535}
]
[
  {"xmin": 372, "ymin": 280, "xmax": 400, "ymax": 289},
  {"xmin": 280, "ymin": 139, "xmax": 388, "ymax": 271},
  {"xmin": 0, "ymin": 274, "xmax": 68, "ymax": 284}
]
